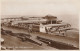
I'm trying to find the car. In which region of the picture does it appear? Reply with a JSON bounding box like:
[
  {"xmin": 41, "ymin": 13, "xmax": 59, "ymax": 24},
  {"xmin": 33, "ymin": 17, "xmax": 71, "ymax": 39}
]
[
  {"xmin": 1, "ymin": 46, "xmax": 7, "ymax": 50},
  {"xmin": 4, "ymin": 30, "xmax": 16, "ymax": 36},
  {"xmin": 0, "ymin": 38, "xmax": 4, "ymax": 45},
  {"xmin": 1, "ymin": 28, "xmax": 6, "ymax": 35},
  {"xmin": 13, "ymin": 33, "xmax": 31, "ymax": 42},
  {"xmin": 4, "ymin": 30, "xmax": 13, "ymax": 34},
  {"xmin": 16, "ymin": 33, "xmax": 31, "ymax": 38},
  {"xmin": 1, "ymin": 30, "xmax": 13, "ymax": 35},
  {"xmin": 16, "ymin": 35, "xmax": 26, "ymax": 41},
  {"xmin": 1, "ymin": 46, "xmax": 14, "ymax": 50},
  {"xmin": 36, "ymin": 36, "xmax": 51, "ymax": 44}
]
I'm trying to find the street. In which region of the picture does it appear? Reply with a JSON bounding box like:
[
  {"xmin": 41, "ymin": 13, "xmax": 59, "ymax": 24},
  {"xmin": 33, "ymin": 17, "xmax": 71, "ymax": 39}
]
[{"xmin": 1, "ymin": 26, "xmax": 79, "ymax": 50}]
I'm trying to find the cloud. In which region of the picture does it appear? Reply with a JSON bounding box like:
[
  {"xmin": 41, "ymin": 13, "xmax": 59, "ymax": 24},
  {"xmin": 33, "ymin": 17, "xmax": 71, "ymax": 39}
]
[{"xmin": 1, "ymin": 0, "xmax": 78, "ymax": 16}]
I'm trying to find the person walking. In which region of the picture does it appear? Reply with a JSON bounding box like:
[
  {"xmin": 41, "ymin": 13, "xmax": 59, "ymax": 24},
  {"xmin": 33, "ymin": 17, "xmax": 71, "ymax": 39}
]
[
  {"xmin": 45, "ymin": 27, "xmax": 48, "ymax": 34},
  {"xmin": 28, "ymin": 24, "xmax": 33, "ymax": 34}
]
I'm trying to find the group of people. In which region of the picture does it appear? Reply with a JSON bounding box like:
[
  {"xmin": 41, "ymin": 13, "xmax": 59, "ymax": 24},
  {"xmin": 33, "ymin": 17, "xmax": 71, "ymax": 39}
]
[{"xmin": 45, "ymin": 26, "xmax": 67, "ymax": 36}]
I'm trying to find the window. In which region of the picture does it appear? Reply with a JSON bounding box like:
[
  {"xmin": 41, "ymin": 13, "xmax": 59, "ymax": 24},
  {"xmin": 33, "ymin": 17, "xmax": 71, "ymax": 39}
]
[{"xmin": 52, "ymin": 21, "xmax": 56, "ymax": 24}]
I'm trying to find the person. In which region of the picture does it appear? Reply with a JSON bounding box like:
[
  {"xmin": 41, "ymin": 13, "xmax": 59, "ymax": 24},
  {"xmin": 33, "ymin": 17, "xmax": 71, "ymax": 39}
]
[
  {"xmin": 28, "ymin": 24, "xmax": 33, "ymax": 34},
  {"xmin": 9, "ymin": 21, "xmax": 13, "ymax": 26},
  {"xmin": 1, "ymin": 28, "xmax": 4, "ymax": 31},
  {"xmin": 49, "ymin": 27, "xmax": 53, "ymax": 33},
  {"xmin": 59, "ymin": 30, "xmax": 61, "ymax": 34},
  {"xmin": 45, "ymin": 27, "xmax": 48, "ymax": 34}
]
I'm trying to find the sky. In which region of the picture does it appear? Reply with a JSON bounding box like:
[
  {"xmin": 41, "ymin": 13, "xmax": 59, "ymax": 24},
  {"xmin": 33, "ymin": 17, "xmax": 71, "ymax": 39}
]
[{"xmin": 1, "ymin": 0, "xmax": 79, "ymax": 29}]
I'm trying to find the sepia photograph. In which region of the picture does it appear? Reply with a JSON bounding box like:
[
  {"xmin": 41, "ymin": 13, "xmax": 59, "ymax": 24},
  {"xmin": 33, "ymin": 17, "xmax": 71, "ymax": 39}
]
[{"xmin": 1, "ymin": 0, "xmax": 79, "ymax": 50}]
